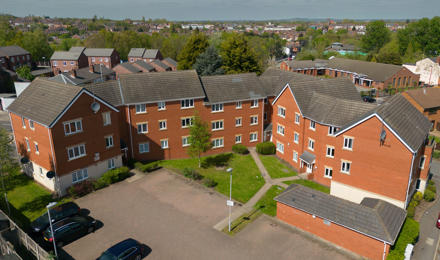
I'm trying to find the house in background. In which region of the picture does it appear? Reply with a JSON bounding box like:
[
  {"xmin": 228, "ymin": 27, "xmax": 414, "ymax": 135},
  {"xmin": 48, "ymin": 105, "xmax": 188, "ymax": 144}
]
[
  {"xmin": 127, "ymin": 48, "xmax": 163, "ymax": 63},
  {"xmin": 49, "ymin": 64, "xmax": 115, "ymax": 85},
  {"xmin": 50, "ymin": 47, "xmax": 88, "ymax": 75},
  {"xmin": 403, "ymin": 57, "xmax": 440, "ymax": 86},
  {"xmin": 84, "ymin": 48, "xmax": 120, "ymax": 69},
  {"xmin": 403, "ymin": 87, "xmax": 440, "ymax": 131},
  {"xmin": 0, "ymin": 45, "xmax": 32, "ymax": 71}
]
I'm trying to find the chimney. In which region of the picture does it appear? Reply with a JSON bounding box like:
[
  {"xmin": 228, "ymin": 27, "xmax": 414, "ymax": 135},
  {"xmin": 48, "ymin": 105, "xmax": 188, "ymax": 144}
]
[
  {"xmin": 89, "ymin": 65, "xmax": 94, "ymax": 73},
  {"xmin": 70, "ymin": 69, "xmax": 77, "ymax": 78}
]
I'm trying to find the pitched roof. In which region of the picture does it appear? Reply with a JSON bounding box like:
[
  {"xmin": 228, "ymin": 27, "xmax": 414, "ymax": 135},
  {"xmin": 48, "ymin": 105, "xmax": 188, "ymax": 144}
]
[
  {"xmin": 133, "ymin": 60, "xmax": 155, "ymax": 72},
  {"xmin": 260, "ymin": 67, "xmax": 312, "ymax": 97},
  {"xmin": 405, "ymin": 88, "xmax": 440, "ymax": 109},
  {"xmin": 68, "ymin": 46, "xmax": 85, "ymax": 53},
  {"xmin": 127, "ymin": 48, "xmax": 145, "ymax": 57},
  {"xmin": 299, "ymin": 151, "xmax": 315, "ymax": 164},
  {"xmin": 163, "ymin": 57, "xmax": 177, "ymax": 67},
  {"xmin": 84, "ymin": 80, "xmax": 124, "ymax": 107},
  {"xmin": 283, "ymin": 59, "xmax": 328, "ymax": 69},
  {"xmin": 83, "ymin": 48, "xmax": 114, "ymax": 57},
  {"xmin": 50, "ymin": 51, "xmax": 83, "ymax": 60},
  {"xmin": 114, "ymin": 63, "xmax": 142, "ymax": 73},
  {"xmin": 338, "ymin": 94, "xmax": 432, "ymax": 152},
  {"xmin": 151, "ymin": 60, "xmax": 170, "ymax": 70},
  {"xmin": 0, "ymin": 46, "xmax": 30, "ymax": 57},
  {"xmin": 143, "ymin": 49, "xmax": 159, "ymax": 59},
  {"xmin": 49, "ymin": 64, "xmax": 114, "ymax": 85},
  {"xmin": 119, "ymin": 70, "xmax": 205, "ymax": 104},
  {"xmin": 7, "ymin": 78, "xmax": 82, "ymax": 126},
  {"xmin": 275, "ymin": 184, "xmax": 406, "ymax": 244},
  {"xmin": 201, "ymin": 73, "xmax": 266, "ymax": 104}
]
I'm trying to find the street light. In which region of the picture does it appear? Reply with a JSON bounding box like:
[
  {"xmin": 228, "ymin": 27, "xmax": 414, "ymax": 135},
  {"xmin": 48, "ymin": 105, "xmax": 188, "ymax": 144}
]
[
  {"xmin": 226, "ymin": 168, "xmax": 233, "ymax": 232},
  {"xmin": 46, "ymin": 202, "xmax": 58, "ymax": 259}
]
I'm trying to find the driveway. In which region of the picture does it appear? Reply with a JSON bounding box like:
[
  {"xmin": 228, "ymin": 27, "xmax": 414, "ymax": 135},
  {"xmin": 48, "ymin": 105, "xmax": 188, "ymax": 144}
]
[{"xmin": 62, "ymin": 169, "xmax": 354, "ymax": 260}]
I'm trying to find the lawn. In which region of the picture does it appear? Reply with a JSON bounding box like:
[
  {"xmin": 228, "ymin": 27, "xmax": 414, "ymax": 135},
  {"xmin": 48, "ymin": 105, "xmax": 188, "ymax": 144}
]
[
  {"xmin": 258, "ymin": 155, "xmax": 297, "ymax": 179},
  {"xmin": 254, "ymin": 185, "xmax": 285, "ymax": 216},
  {"xmin": 160, "ymin": 153, "xmax": 265, "ymax": 203},
  {"xmin": 283, "ymin": 179, "xmax": 330, "ymax": 194}
]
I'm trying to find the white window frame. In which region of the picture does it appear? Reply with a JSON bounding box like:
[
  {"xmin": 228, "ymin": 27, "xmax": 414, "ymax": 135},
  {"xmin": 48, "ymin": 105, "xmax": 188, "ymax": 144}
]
[
  {"xmin": 158, "ymin": 101, "xmax": 166, "ymax": 110},
  {"xmin": 135, "ymin": 104, "xmax": 147, "ymax": 114},
  {"xmin": 211, "ymin": 103, "xmax": 224, "ymax": 112},
  {"xmin": 181, "ymin": 117, "xmax": 193, "ymax": 128},
  {"xmin": 212, "ymin": 137, "xmax": 224, "ymax": 148},
  {"xmin": 137, "ymin": 122, "xmax": 148, "ymax": 134},
  {"xmin": 341, "ymin": 160, "xmax": 351, "ymax": 174},
  {"xmin": 236, "ymin": 101, "xmax": 242, "ymax": 109},
  {"xmin": 25, "ymin": 138, "xmax": 30, "ymax": 152},
  {"xmin": 251, "ymin": 99, "xmax": 259, "ymax": 108},
  {"xmin": 235, "ymin": 135, "xmax": 242, "ymax": 144},
  {"xmin": 67, "ymin": 144, "xmax": 86, "ymax": 161},
  {"xmin": 277, "ymin": 106, "xmax": 286, "ymax": 118},
  {"xmin": 309, "ymin": 120, "xmax": 316, "ymax": 131},
  {"xmin": 182, "ymin": 136, "xmax": 190, "ymax": 147},
  {"xmin": 293, "ymin": 151, "xmax": 298, "ymax": 162},
  {"xmin": 419, "ymin": 156, "xmax": 426, "ymax": 169},
  {"xmin": 276, "ymin": 141, "xmax": 284, "ymax": 154},
  {"xmin": 181, "ymin": 99, "xmax": 194, "ymax": 109},
  {"xmin": 161, "ymin": 139, "xmax": 169, "ymax": 149},
  {"xmin": 277, "ymin": 124, "xmax": 285, "ymax": 136},
  {"xmin": 343, "ymin": 136, "xmax": 354, "ymax": 150},
  {"xmin": 295, "ymin": 113, "xmax": 300, "ymax": 125},
  {"xmin": 235, "ymin": 117, "xmax": 242, "ymax": 127},
  {"xmin": 211, "ymin": 120, "xmax": 224, "ymax": 131},
  {"xmin": 105, "ymin": 135, "xmax": 114, "ymax": 148},
  {"xmin": 250, "ymin": 132, "xmax": 258, "ymax": 142},
  {"xmin": 21, "ymin": 117, "xmax": 26, "ymax": 128},
  {"xmin": 63, "ymin": 119, "xmax": 83, "ymax": 136},
  {"xmin": 324, "ymin": 167, "xmax": 333, "ymax": 179},
  {"xmin": 250, "ymin": 115, "xmax": 258, "ymax": 125},
  {"xmin": 159, "ymin": 120, "xmax": 167, "ymax": 130},
  {"xmin": 139, "ymin": 142, "xmax": 150, "ymax": 153},
  {"xmin": 72, "ymin": 168, "xmax": 88, "ymax": 184},
  {"xmin": 34, "ymin": 142, "xmax": 39, "ymax": 154},
  {"xmin": 294, "ymin": 132, "xmax": 299, "ymax": 144},
  {"xmin": 102, "ymin": 112, "xmax": 111, "ymax": 126},
  {"xmin": 308, "ymin": 138, "xmax": 315, "ymax": 151},
  {"xmin": 29, "ymin": 120, "xmax": 34, "ymax": 130},
  {"xmin": 326, "ymin": 146, "xmax": 335, "ymax": 158},
  {"xmin": 108, "ymin": 158, "xmax": 115, "ymax": 169},
  {"xmin": 328, "ymin": 126, "xmax": 337, "ymax": 136}
]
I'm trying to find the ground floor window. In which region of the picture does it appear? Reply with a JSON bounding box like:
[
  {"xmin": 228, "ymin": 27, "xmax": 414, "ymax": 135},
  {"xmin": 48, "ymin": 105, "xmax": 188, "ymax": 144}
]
[
  {"xmin": 108, "ymin": 158, "xmax": 115, "ymax": 169},
  {"xmin": 250, "ymin": 132, "xmax": 258, "ymax": 142},
  {"xmin": 72, "ymin": 168, "xmax": 88, "ymax": 183},
  {"xmin": 235, "ymin": 135, "xmax": 242, "ymax": 144},
  {"xmin": 161, "ymin": 139, "xmax": 169, "ymax": 149},
  {"xmin": 212, "ymin": 138, "xmax": 224, "ymax": 148},
  {"xmin": 139, "ymin": 142, "xmax": 150, "ymax": 153},
  {"xmin": 324, "ymin": 167, "xmax": 333, "ymax": 179}
]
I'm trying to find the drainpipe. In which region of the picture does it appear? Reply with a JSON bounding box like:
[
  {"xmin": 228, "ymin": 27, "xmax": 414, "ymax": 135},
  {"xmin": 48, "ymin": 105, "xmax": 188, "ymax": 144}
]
[
  {"xmin": 127, "ymin": 105, "xmax": 134, "ymax": 158},
  {"xmin": 382, "ymin": 241, "xmax": 387, "ymax": 260},
  {"xmin": 405, "ymin": 152, "xmax": 416, "ymax": 207}
]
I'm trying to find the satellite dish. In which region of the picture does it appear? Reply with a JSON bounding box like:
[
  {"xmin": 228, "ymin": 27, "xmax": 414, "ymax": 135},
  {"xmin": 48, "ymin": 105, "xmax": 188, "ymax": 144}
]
[
  {"xmin": 20, "ymin": 157, "xmax": 29, "ymax": 164},
  {"xmin": 46, "ymin": 171, "xmax": 55, "ymax": 179},
  {"xmin": 91, "ymin": 102, "xmax": 100, "ymax": 113}
]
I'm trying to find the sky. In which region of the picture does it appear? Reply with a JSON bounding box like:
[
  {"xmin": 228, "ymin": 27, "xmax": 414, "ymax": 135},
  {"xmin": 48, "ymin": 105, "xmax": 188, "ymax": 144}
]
[{"xmin": 2, "ymin": 0, "xmax": 440, "ymax": 21}]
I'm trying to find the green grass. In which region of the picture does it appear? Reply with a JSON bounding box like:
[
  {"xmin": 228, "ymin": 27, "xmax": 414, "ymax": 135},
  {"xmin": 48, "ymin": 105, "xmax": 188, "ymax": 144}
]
[
  {"xmin": 258, "ymin": 155, "xmax": 297, "ymax": 179},
  {"xmin": 283, "ymin": 179, "xmax": 330, "ymax": 194},
  {"xmin": 160, "ymin": 153, "xmax": 265, "ymax": 203},
  {"xmin": 254, "ymin": 185, "xmax": 285, "ymax": 216},
  {"xmin": 222, "ymin": 209, "xmax": 262, "ymax": 236}
]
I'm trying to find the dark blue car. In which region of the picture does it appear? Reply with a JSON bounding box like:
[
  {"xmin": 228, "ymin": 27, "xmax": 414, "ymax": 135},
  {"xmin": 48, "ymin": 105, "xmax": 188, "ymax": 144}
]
[{"xmin": 97, "ymin": 239, "xmax": 144, "ymax": 260}]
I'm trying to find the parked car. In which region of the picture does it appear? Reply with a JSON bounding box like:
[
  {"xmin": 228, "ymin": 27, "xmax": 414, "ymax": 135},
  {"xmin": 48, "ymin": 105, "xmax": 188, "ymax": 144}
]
[
  {"xmin": 436, "ymin": 213, "xmax": 440, "ymax": 228},
  {"xmin": 97, "ymin": 238, "xmax": 144, "ymax": 260},
  {"xmin": 30, "ymin": 202, "xmax": 80, "ymax": 233},
  {"xmin": 363, "ymin": 96, "xmax": 376, "ymax": 103},
  {"xmin": 43, "ymin": 215, "xmax": 97, "ymax": 247}
]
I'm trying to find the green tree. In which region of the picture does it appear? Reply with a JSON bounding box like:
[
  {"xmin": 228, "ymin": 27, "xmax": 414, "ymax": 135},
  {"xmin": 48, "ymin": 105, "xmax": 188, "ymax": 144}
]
[
  {"xmin": 177, "ymin": 31, "xmax": 209, "ymax": 70},
  {"xmin": 13, "ymin": 29, "xmax": 53, "ymax": 62},
  {"xmin": 220, "ymin": 33, "xmax": 261, "ymax": 74},
  {"xmin": 188, "ymin": 114, "xmax": 212, "ymax": 168},
  {"xmin": 361, "ymin": 20, "xmax": 390, "ymax": 53},
  {"xmin": 16, "ymin": 65, "xmax": 35, "ymax": 81},
  {"xmin": 375, "ymin": 36, "xmax": 402, "ymax": 65},
  {"xmin": 193, "ymin": 45, "xmax": 224, "ymax": 76}
]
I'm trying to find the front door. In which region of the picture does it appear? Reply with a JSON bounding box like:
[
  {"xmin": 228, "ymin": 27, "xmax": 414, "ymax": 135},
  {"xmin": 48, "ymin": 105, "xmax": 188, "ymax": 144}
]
[{"xmin": 306, "ymin": 163, "xmax": 313, "ymax": 173}]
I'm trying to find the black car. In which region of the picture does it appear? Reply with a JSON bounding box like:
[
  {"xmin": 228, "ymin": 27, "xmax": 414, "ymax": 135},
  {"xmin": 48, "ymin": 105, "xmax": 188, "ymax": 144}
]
[
  {"xmin": 43, "ymin": 215, "xmax": 97, "ymax": 247},
  {"xmin": 31, "ymin": 202, "xmax": 80, "ymax": 233},
  {"xmin": 97, "ymin": 239, "xmax": 144, "ymax": 260},
  {"xmin": 362, "ymin": 96, "xmax": 376, "ymax": 103}
]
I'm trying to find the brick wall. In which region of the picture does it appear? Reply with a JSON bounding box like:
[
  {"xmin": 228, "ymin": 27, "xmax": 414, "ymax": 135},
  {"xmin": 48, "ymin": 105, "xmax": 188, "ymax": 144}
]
[{"xmin": 384, "ymin": 67, "xmax": 420, "ymax": 90}]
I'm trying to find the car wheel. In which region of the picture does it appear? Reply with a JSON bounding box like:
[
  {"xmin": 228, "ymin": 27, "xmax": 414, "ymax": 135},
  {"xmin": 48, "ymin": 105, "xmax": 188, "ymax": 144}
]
[
  {"xmin": 135, "ymin": 255, "xmax": 141, "ymax": 260},
  {"xmin": 56, "ymin": 241, "xmax": 63, "ymax": 247},
  {"xmin": 87, "ymin": 226, "xmax": 94, "ymax": 233}
]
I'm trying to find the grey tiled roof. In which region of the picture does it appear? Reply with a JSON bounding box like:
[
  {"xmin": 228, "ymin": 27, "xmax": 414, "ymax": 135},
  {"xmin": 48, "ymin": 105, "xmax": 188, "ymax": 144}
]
[
  {"xmin": 7, "ymin": 78, "xmax": 82, "ymax": 126},
  {"xmin": 405, "ymin": 88, "xmax": 440, "ymax": 109},
  {"xmin": 201, "ymin": 73, "xmax": 267, "ymax": 104},
  {"xmin": 151, "ymin": 60, "xmax": 170, "ymax": 70},
  {"xmin": 299, "ymin": 151, "xmax": 315, "ymax": 164},
  {"xmin": 163, "ymin": 57, "xmax": 177, "ymax": 67},
  {"xmin": 69, "ymin": 47, "xmax": 86, "ymax": 53},
  {"xmin": 0, "ymin": 46, "xmax": 30, "ymax": 57},
  {"xmin": 84, "ymin": 80, "xmax": 124, "ymax": 107},
  {"xmin": 50, "ymin": 51, "xmax": 83, "ymax": 60},
  {"xmin": 49, "ymin": 64, "xmax": 114, "ymax": 85},
  {"xmin": 84, "ymin": 48, "xmax": 114, "ymax": 57},
  {"xmin": 133, "ymin": 60, "xmax": 155, "ymax": 71},
  {"xmin": 143, "ymin": 49, "xmax": 159, "ymax": 59},
  {"xmin": 339, "ymin": 94, "xmax": 432, "ymax": 152},
  {"xmin": 275, "ymin": 184, "xmax": 406, "ymax": 244},
  {"xmin": 283, "ymin": 59, "xmax": 328, "ymax": 69},
  {"xmin": 260, "ymin": 67, "xmax": 311, "ymax": 97},
  {"xmin": 115, "ymin": 63, "xmax": 142, "ymax": 73},
  {"xmin": 119, "ymin": 70, "xmax": 205, "ymax": 104},
  {"xmin": 127, "ymin": 48, "xmax": 145, "ymax": 57}
]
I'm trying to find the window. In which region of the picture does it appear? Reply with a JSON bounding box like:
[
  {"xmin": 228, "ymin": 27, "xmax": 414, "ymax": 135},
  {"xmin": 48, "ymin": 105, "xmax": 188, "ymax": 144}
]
[
  {"xmin": 39, "ymin": 167, "xmax": 43, "ymax": 175},
  {"xmin": 212, "ymin": 138, "xmax": 224, "ymax": 148},
  {"xmin": 251, "ymin": 99, "xmax": 259, "ymax": 108},
  {"xmin": 130, "ymin": 58, "xmax": 134, "ymax": 62},
  {"xmin": 264, "ymin": 112, "xmax": 267, "ymax": 120},
  {"xmin": 341, "ymin": 161, "xmax": 351, "ymax": 174},
  {"xmin": 236, "ymin": 101, "xmax": 242, "ymax": 109},
  {"xmin": 67, "ymin": 144, "xmax": 86, "ymax": 160},
  {"xmin": 277, "ymin": 124, "xmax": 285, "ymax": 136},
  {"xmin": 235, "ymin": 117, "xmax": 242, "ymax": 127},
  {"xmin": 181, "ymin": 99, "xmax": 194, "ymax": 108},
  {"xmin": 328, "ymin": 126, "xmax": 337, "ymax": 136},
  {"xmin": 276, "ymin": 141, "xmax": 284, "ymax": 153},
  {"xmin": 250, "ymin": 132, "xmax": 258, "ymax": 142},
  {"xmin": 102, "ymin": 112, "xmax": 111, "ymax": 126},
  {"xmin": 235, "ymin": 135, "xmax": 242, "ymax": 144},
  {"xmin": 11, "ymin": 57, "xmax": 14, "ymax": 62},
  {"xmin": 108, "ymin": 158, "xmax": 115, "ymax": 169},
  {"xmin": 211, "ymin": 103, "xmax": 224, "ymax": 112},
  {"xmin": 100, "ymin": 58, "xmax": 103, "ymax": 62},
  {"xmin": 29, "ymin": 120, "xmax": 34, "ymax": 130},
  {"xmin": 264, "ymin": 98, "xmax": 268, "ymax": 104},
  {"xmin": 139, "ymin": 142, "xmax": 149, "ymax": 153},
  {"xmin": 63, "ymin": 61, "xmax": 67, "ymax": 66},
  {"xmin": 161, "ymin": 139, "xmax": 169, "ymax": 149},
  {"xmin": 21, "ymin": 117, "xmax": 26, "ymax": 128},
  {"xmin": 295, "ymin": 113, "xmax": 300, "ymax": 125},
  {"xmin": 211, "ymin": 120, "xmax": 224, "ymax": 131},
  {"xmin": 181, "ymin": 117, "xmax": 193, "ymax": 128},
  {"xmin": 250, "ymin": 115, "xmax": 258, "ymax": 125},
  {"xmin": 397, "ymin": 77, "xmax": 401, "ymax": 86},
  {"xmin": 70, "ymin": 61, "xmax": 74, "ymax": 65},
  {"xmin": 72, "ymin": 168, "xmax": 88, "ymax": 183},
  {"xmin": 159, "ymin": 120, "xmax": 167, "ymax": 130},
  {"xmin": 294, "ymin": 132, "xmax": 299, "ymax": 144},
  {"xmin": 392, "ymin": 78, "xmax": 396, "ymax": 87},
  {"xmin": 104, "ymin": 58, "xmax": 108, "ymax": 62},
  {"xmin": 137, "ymin": 123, "xmax": 148, "ymax": 133},
  {"xmin": 53, "ymin": 61, "xmax": 57, "ymax": 66},
  {"xmin": 105, "ymin": 136, "xmax": 114, "ymax": 148},
  {"xmin": 158, "ymin": 102, "xmax": 166, "ymax": 110},
  {"xmin": 419, "ymin": 156, "xmax": 426, "ymax": 169},
  {"xmin": 326, "ymin": 146, "xmax": 335, "ymax": 158},
  {"xmin": 309, "ymin": 120, "xmax": 316, "ymax": 130},
  {"xmin": 293, "ymin": 151, "xmax": 298, "ymax": 162},
  {"xmin": 64, "ymin": 119, "xmax": 82, "ymax": 135},
  {"xmin": 92, "ymin": 57, "xmax": 95, "ymax": 62},
  {"xmin": 182, "ymin": 136, "xmax": 190, "ymax": 147},
  {"xmin": 308, "ymin": 138, "xmax": 315, "ymax": 151},
  {"xmin": 278, "ymin": 106, "xmax": 286, "ymax": 118},
  {"xmin": 25, "ymin": 138, "xmax": 30, "ymax": 152},
  {"xmin": 34, "ymin": 142, "xmax": 39, "ymax": 154},
  {"xmin": 135, "ymin": 104, "xmax": 146, "ymax": 114},
  {"xmin": 324, "ymin": 167, "xmax": 333, "ymax": 179},
  {"xmin": 343, "ymin": 137, "xmax": 353, "ymax": 150}
]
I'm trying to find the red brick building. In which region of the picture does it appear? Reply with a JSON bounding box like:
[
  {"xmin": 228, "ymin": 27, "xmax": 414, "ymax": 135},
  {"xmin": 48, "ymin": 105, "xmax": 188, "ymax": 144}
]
[
  {"xmin": 403, "ymin": 87, "xmax": 440, "ymax": 131},
  {"xmin": 84, "ymin": 48, "xmax": 120, "ymax": 69},
  {"xmin": 127, "ymin": 48, "xmax": 163, "ymax": 63},
  {"xmin": 50, "ymin": 47, "xmax": 88, "ymax": 75},
  {"xmin": 0, "ymin": 45, "xmax": 32, "ymax": 71}
]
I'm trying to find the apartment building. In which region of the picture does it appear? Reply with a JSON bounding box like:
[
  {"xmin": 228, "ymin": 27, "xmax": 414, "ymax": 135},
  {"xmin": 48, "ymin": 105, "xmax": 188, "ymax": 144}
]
[
  {"xmin": 0, "ymin": 45, "xmax": 32, "ymax": 71},
  {"xmin": 403, "ymin": 87, "xmax": 440, "ymax": 131}
]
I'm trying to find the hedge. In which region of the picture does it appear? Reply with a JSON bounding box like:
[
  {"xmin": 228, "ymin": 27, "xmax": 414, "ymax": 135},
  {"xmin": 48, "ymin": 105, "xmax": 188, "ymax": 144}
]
[
  {"xmin": 68, "ymin": 180, "xmax": 94, "ymax": 198},
  {"xmin": 256, "ymin": 142, "xmax": 276, "ymax": 155},
  {"xmin": 424, "ymin": 189, "xmax": 435, "ymax": 202},
  {"xmin": 232, "ymin": 144, "xmax": 249, "ymax": 154},
  {"xmin": 387, "ymin": 218, "xmax": 419, "ymax": 259},
  {"xmin": 135, "ymin": 162, "xmax": 161, "ymax": 172},
  {"xmin": 201, "ymin": 153, "xmax": 233, "ymax": 168},
  {"xmin": 183, "ymin": 168, "xmax": 203, "ymax": 180},
  {"xmin": 100, "ymin": 166, "xmax": 131, "ymax": 185}
]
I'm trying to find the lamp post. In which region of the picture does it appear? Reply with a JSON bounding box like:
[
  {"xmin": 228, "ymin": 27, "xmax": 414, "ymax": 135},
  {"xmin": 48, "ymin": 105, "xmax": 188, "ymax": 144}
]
[
  {"xmin": 226, "ymin": 168, "xmax": 233, "ymax": 232},
  {"xmin": 46, "ymin": 202, "xmax": 58, "ymax": 258}
]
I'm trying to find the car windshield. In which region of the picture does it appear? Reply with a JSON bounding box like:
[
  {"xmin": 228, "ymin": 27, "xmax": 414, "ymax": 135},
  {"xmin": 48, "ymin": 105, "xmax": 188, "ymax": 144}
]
[{"xmin": 98, "ymin": 251, "xmax": 118, "ymax": 260}]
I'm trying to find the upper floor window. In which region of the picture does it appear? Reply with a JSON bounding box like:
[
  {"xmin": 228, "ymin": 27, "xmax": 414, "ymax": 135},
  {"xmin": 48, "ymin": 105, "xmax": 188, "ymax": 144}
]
[
  {"xmin": 34, "ymin": 142, "xmax": 39, "ymax": 154},
  {"xmin": 92, "ymin": 57, "xmax": 96, "ymax": 62},
  {"xmin": 25, "ymin": 138, "xmax": 31, "ymax": 152},
  {"xmin": 70, "ymin": 61, "xmax": 74, "ymax": 65},
  {"xmin": 104, "ymin": 58, "xmax": 109, "ymax": 62},
  {"xmin": 264, "ymin": 98, "xmax": 268, "ymax": 104},
  {"xmin": 67, "ymin": 144, "xmax": 86, "ymax": 160},
  {"xmin": 328, "ymin": 126, "xmax": 337, "ymax": 136},
  {"xmin": 21, "ymin": 117, "xmax": 26, "ymax": 128},
  {"xmin": 326, "ymin": 146, "xmax": 335, "ymax": 158},
  {"xmin": 64, "ymin": 119, "xmax": 82, "ymax": 136},
  {"xmin": 159, "ymin": 120, "xmax": 167, "ymax": 130},
  {"xmin": 53, "ymin": 61, "xmax": 57, "ymax": 66},
  {"xmin": 211, "ymin": 103, "xmax": 224, "ymax": 112},
  {"xmin": 158, "ymin": 102, "xmax": 166, "ymax": 110},
  {"xmin": 181, "ymin": 117, "xmax": 193, "ymax": 128},
  {"xmin": 63, "ymin": 61, "xmax": 67, "ymax": 66},
  {"xmin": 419, "ymin": 156, "xmax": 426, "ymax": 169},
  {"xmin": 137, "ymin": 122, "xmax": 148, "ymax": 134},
  {"xmin": 29, "ymin": 120, "xmax": 34, "ymax": 130},
  {"xmin": 235, "ymin": 117, "xmax": 242, "ymax": 127},
  {"xmin": 308, "ymin": 138, "xmax": 315, "ymax": 151},
  {"xmin": 251, "ymin": 99, "xmax": 259, "ymax": 108},
  {"xmin": 212, "ymin": 120, "xmax": 224, "ymax": 131},
  {"xmin": 278, "ymin": 106, "xmax": 286, "ymax": 118},
  {"xmin": 343, "ymin": 137, "xmax": 353, "ymax": 150},
  {"xmin": 161, "ymin": 139, "xmax": 169, "ymax": 149},
  {"xmin": 341, "ymin": 161, "xmax": 351, "ymax": 174},
  {"xmin": 105, "ymin": 135, "xmax": 114, "ymax": 148},
  {"xmin": 181, "ymin": 99, "xmax": 194, "ymax": 109},
  {"xmin": 293, "ymin": 151, "xmax": 298, "ymax": 162},
  {"xmin": 250, "ymin": 115, "xmax": 258, "ymax": 125},
  {"xmin": 102, "ymin": 112, "xmax": 111, "ymax": 126},
  {"xmin": 295, "ymin": 113, "xmax": 300, "ymax": 125},
  {"xmin": 135, "ymin": 104, "xmax": 146, "ymax": 114},
  {"xmin": 294, "ymin": 132, "xmax": 299, "ymax": 144},
  {"xmin": 236, "ymin": 101, "xmax": 242, "ymax": 109},
  {"xmin": 277, "ymin": 124, "xmax": 285, "ymax": 136},
  {"xmin": 309, "ymin": 120, "xmax": 316, "ymax": 130}
]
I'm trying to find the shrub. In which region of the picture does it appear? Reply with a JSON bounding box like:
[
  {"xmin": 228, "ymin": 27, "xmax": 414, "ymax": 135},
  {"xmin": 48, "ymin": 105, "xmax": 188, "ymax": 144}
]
[
  {"xmin": 126, "ymin": 159, "xmax": 137, "ymax": 169},
  {"xmin": 407, "ymin": 204, "xmax": 415, "ymax": 219},
  {"xmin": 201, "ymin": 153, "xmax": 233, "ymax": 168},
  {"xmin": 203, "ymin": 178, "xmax": 218, "ymax": 187},
  {"xmin": 232, "ymin": 144, "xmax": 249, "ymax": 154},
  {"xmin": 256, "ymin": 142, "xmax": 276, "ymax": 155},
  {"xmin": 183, "ymin": 168, "xmax": 203, "ymax": 180},
  {"xmin": 387, "ymin": 218, "xmax": 419, "ymax": 259},
  {"xmin": 135, "ymin": 162, "xmax": 161, "ymax": 172},
  {"xmin": 68, "ymin": 180, "xmax": 94, "ymax": 198},
  {"xmin": 413, "ymin": 191, "xmax": 423, "ymax": 203},
  {"xmin": 427, "ymin": 184, "xmax": 436, "ymax": 194},
  {"xmin": 93, "ymin": 178, "xmax": 109, "ymax": 190},
  {"xmin": 100, "ymin": 166, "xmax": 131, "ymax": 185},
  {"xmin": 434, "ymin": 150, "xmax": 440, "ymax": 159},
  {"xmin": 424, "ymin": 189, "xmax": 435, "ymax": 202}
]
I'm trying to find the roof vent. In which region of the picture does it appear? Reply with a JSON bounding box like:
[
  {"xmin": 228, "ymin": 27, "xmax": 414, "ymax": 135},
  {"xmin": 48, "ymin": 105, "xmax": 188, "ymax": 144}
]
[{"xmin": 91, "ymin": 102, "xmax": 100, "ymax": 113}]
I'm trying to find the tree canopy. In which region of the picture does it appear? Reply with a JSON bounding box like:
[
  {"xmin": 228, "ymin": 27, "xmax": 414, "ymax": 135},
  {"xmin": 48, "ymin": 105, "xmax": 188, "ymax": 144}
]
[
  {"xmin": 177, "ymin": 31, "xmax": 209, "ymax": 70},
  {"xmin": 220, "ymin": 33, "xmax": 261, "ymax": 74},
  {"xmin": 193, "ymin": 46, "xmax": 224, "ymax": 76},
  {"xmin": 361, "ymin": 20, "xmax": 390, "ymax": 53},
  {"xmin": 188, "ymin": 114, "xmax": 212, "ymax": 168}
]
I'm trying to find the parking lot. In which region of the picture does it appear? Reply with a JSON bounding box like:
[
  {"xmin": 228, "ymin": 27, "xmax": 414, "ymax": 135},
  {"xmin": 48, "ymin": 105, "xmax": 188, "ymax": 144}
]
[{"xmin": 62, "ymin": 169, "xmax": 354, "ymax": 259}]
